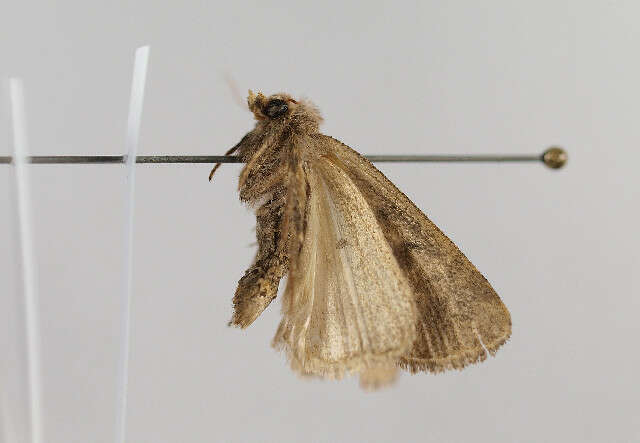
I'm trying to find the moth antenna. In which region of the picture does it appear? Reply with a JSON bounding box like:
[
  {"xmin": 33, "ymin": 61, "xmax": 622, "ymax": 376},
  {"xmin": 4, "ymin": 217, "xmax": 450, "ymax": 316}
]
[
  {"xmin": 208, "ymin": 144, "xmax": 239, "ymax": 181},
  {"xmin": 222, "ymin": 72, "xmax": 246, "ymax": 110}
]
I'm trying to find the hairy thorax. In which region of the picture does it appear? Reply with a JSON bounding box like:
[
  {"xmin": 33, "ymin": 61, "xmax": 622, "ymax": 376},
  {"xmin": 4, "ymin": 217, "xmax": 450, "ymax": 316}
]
[{"xmin": 238, "ymin": 102, "xmax": 323, "ymax": 204}]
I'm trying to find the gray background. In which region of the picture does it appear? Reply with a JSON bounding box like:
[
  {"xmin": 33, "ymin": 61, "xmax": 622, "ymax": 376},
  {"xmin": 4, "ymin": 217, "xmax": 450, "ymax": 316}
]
[{"xmin": 1, "ymin": 1, "xmax": 638, "ymax": 442}]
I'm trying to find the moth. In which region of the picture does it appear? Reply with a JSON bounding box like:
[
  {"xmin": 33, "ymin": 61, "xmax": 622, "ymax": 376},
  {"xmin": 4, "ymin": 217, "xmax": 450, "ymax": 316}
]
[{"xmin": 210, "ymin": 91, "xmax": 511, "ymax": 389}]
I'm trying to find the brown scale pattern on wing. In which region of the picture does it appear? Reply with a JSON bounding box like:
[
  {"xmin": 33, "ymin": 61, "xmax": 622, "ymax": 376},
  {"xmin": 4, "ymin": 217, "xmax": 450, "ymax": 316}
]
[
  {"xmin": 315, "ymin": 134, "xmax": 512, "ymax": 373},
  {"xmin": 277, "ymin": 144, "xmax": 313, "ymax": 317}
]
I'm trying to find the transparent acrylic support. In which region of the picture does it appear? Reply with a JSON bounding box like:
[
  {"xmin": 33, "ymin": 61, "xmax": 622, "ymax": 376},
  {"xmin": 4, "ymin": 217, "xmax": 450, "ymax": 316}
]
[
  {"xmin": 8, "ymin": 78, "xmax": 44, "ymax": 443},
  {"xmin": 114, "ymin": 46, "xmax": 149, "ymax": 443}
]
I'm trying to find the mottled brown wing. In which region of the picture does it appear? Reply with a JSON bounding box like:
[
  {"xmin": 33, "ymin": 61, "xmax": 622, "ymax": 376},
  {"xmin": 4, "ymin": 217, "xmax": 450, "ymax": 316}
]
[
  {"xmin": 316, "ymin": 134, "xmax": 512, "ymax": 373},
  {"xmin": 272, "ymin": 153, "xmax": 417, "ymax": 379}
]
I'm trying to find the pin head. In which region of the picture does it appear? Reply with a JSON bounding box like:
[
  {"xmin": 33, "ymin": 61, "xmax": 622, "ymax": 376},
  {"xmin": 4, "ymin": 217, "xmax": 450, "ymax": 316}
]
[{"xmin": 543, "ymin": 147, "xmax": 568, "ymax": 169}]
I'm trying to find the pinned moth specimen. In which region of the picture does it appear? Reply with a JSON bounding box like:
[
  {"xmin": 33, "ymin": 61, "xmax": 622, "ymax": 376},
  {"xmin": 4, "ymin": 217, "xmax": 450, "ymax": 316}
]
[{"xmin": 209, "ymin": 91, "xmax": 511, "ymax": 389}]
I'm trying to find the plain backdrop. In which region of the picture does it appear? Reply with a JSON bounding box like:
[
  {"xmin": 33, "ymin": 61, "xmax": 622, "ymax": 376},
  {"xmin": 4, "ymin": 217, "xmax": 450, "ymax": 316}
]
[{"xmin": 1, "ymin": 1, "xmax": 638, "ymax": 442}]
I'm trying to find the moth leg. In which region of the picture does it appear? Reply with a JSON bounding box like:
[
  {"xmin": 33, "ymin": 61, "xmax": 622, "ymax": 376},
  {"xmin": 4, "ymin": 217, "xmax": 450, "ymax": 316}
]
[
  {"xmin": 208, "ymin": 144, "xmax": 239, "ymax": 181},
  {"xmin": 229, "ymin": 189, "xmax": 288, "ymax": 328}
]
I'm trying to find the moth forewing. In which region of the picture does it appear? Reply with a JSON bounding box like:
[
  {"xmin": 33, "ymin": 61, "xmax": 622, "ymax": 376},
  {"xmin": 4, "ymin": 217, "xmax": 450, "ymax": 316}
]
[{"xmin": 319, "ymin": 135, "xmax": 512, "ymax": 372}]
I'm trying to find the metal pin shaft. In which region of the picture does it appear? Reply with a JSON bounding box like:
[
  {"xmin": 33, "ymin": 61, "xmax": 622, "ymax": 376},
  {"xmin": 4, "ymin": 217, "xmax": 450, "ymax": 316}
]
[{"xmin": 0, "ymin": 147, "xmax": 568, "ymax": 169}]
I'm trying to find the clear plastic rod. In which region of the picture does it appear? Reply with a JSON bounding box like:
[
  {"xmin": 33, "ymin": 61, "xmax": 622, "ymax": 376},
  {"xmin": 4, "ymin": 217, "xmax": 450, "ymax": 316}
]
[
  {"xmin": 10, "ymin": 78, "xmax": 43, "ymax": 443},
  {"xmin": 115, "ymin": 46, "xmax": 149, "ymax": 443}
]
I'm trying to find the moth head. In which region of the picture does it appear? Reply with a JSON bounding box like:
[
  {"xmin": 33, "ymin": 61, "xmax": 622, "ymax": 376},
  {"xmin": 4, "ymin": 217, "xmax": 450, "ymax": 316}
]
[
  {"xmin": 247, "ymin": 90, "xmax": 323, "ymax": 132},
  {"xmin": 247, "ymin": 90, "xmax": 291, "ymax": 120}
]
